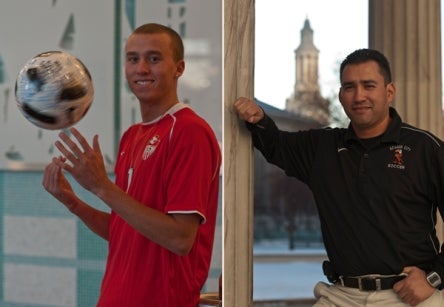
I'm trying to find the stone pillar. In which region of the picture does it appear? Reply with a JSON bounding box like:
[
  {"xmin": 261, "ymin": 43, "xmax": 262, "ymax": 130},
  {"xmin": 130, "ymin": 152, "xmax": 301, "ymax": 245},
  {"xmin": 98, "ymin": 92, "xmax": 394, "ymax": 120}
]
[
  {"xmin": 369, "ymin": 0, "xmax": 444, "ymax": 240},
  {"xmin": 369, "ymin": 0, "xmax": 442, "ymax": 136},
  {"xmin": 224, "ymin": 0, "xmax": 255, "ymax": 306}
]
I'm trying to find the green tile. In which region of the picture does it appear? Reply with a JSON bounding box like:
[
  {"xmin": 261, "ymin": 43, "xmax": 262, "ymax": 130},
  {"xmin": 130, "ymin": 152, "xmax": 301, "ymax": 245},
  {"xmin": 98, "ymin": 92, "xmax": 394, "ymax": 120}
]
[
  {"xmin": 77, "ymin": 269, "xmax": 103, "ymax": 307},
  {"xmin": 77, "ymin": 221, "xmax": 108, "ymax": 261}
]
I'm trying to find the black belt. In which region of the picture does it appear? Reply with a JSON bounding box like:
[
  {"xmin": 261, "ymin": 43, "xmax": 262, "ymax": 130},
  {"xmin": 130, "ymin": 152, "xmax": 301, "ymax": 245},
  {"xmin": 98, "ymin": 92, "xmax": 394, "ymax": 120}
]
[{"xmin": 338, "ymin": 274, "xmax": 407, "ymax": 291}]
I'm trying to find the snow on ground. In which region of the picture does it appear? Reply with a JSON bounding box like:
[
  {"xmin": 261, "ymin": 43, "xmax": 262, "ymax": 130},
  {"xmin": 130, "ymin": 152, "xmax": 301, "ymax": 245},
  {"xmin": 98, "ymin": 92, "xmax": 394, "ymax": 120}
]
[
  {"xmin": 254, "ymin": 261, "xmax": 323, "ymax": 300},
  {"xmin": 253, "ymin": 240, "xmax": 327, "ymax": 300}
]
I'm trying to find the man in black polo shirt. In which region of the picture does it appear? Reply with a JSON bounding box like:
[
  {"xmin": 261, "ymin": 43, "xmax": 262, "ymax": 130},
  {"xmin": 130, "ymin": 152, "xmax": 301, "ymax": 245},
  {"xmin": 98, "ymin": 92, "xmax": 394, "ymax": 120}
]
[{"xmin": 234, "ymin": 49, "xmax": 444, "ymax": 306}]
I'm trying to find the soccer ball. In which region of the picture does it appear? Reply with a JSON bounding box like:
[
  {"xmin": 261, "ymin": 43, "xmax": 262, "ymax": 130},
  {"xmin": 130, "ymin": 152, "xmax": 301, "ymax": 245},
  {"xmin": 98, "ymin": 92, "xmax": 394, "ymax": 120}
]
[{"xmin": 15, "ymin": 51, "xmax": 94, "ymax": 130}]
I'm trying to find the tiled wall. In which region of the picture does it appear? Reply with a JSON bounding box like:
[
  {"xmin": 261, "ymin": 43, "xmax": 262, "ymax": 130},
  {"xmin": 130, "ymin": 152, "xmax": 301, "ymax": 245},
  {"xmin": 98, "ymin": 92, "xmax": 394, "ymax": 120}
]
[{"xmin": 0, "ymin": 170, "xmax": 221, "ymax": 306}]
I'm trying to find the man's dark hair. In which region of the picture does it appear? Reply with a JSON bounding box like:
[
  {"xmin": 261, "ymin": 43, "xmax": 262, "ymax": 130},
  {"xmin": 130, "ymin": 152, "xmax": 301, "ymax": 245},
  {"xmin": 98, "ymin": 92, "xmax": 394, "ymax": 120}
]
[
  {"xmin": 339, "ymin": 48, "xmax": 392, "ymax": 85},
  {"xmin": 133, "ymin": 23, "xmax": 184, "ymax": 62}
]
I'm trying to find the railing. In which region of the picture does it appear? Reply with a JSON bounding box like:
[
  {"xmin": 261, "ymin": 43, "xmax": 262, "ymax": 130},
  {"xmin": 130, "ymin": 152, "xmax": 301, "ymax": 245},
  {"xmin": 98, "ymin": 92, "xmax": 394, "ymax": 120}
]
[{"xmin": 253, "ymin": 298, "xmax": 316, "ymax": 307}]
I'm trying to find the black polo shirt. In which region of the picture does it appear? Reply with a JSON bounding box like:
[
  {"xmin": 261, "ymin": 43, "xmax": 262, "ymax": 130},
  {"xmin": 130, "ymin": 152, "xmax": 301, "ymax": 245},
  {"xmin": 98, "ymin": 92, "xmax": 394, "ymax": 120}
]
[{"xmin": 248, "ymin": 107, "xmax": 444, "ymax": 282}]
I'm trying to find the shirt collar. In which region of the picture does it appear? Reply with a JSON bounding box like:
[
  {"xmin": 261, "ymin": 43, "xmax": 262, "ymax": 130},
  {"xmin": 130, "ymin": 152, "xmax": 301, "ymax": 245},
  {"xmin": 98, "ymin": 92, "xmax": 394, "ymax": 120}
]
[
  {"xmin": 344, "ymin": 107, "xmax": 402, "ymax": 146},
  {"xmin": 142, "ymin": 102, "xmax": 190, "ymax": 125}
]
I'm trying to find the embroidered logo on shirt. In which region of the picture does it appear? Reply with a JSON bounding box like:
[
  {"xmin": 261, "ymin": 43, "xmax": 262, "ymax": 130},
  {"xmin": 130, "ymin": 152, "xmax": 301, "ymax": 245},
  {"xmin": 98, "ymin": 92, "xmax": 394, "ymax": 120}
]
[
  {"xmin": 142, "ymin": 134, "xmax": 160, "ymax": 160},
  {"xmin": 387, "ymin": 145, "xmax": 410, "ymax": 170}
]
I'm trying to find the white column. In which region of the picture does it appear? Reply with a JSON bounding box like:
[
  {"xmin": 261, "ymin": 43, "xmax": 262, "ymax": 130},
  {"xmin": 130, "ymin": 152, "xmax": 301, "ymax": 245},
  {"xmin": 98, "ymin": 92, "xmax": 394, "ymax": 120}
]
[
  {"xmin": 369, "ymin": 0, "xmax": 442, "ymax": 135},
  {"xmin": 223, "ymin": 0, "xmax": 255, "ymax": 306}
]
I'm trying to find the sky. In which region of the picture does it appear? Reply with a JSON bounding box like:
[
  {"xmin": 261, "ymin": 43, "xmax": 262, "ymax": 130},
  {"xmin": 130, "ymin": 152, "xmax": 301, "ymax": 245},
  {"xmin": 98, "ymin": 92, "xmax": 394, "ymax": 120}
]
[{"xmin": 254, "ymin": 0, "xmax": 368, "ymax": 110}]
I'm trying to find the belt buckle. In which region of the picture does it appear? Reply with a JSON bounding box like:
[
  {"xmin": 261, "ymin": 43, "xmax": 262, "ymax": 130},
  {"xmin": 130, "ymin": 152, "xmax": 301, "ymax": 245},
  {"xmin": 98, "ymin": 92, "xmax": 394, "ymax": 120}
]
[{"xmin": 358, "ymin": 275, "xmax": 382, "ymax": 291}]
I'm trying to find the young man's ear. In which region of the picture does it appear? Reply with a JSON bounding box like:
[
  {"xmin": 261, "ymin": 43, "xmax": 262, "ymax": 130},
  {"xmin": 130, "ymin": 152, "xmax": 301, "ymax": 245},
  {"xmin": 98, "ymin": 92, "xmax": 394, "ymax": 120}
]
[{"xmin": 175, "ymin": 60, "xmax": 185, "ymax": 78}]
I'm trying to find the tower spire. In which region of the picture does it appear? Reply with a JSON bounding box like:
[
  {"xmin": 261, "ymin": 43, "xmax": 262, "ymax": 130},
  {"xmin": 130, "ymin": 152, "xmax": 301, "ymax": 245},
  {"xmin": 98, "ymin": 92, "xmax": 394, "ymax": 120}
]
[{"xmin": 285, "ymin": 18, "xmax": 329, "ymax": 125}]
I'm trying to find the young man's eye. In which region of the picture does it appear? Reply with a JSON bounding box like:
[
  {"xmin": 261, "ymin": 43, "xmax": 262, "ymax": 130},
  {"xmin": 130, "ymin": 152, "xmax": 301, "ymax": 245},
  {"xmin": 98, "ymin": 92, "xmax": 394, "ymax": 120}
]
[
  {"xmin": 127, "ymin": 56, "xmax": 138, "ymax": 63},
  {"xmin": 149, "ymin": 56, "xmax": 160, "ymax": 63}
]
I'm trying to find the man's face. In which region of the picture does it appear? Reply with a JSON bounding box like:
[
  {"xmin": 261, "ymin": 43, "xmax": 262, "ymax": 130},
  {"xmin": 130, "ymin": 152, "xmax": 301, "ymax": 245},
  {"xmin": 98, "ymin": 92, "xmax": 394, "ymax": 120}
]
[
  {"xmin": 339, "ymin": 60, "xmax": 395, "ymax": 138},
  {"xmin": 125, "ymin": 32, "xmax": 184, "ymax": 104}
]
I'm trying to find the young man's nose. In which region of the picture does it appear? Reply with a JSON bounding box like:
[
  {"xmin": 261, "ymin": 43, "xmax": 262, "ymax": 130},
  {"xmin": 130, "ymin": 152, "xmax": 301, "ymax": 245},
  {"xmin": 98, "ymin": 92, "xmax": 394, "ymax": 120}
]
[{"xmin": 136, "ymin": 60, "xmax": 151, "ymax": 73}]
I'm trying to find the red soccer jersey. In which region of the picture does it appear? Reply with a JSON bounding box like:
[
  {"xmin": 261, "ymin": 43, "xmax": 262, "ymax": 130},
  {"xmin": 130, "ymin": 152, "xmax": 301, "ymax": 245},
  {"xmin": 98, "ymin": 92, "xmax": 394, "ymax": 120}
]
[{"xmin": 97, "ymin": 103, "xmax": 221, "ymax": 307}]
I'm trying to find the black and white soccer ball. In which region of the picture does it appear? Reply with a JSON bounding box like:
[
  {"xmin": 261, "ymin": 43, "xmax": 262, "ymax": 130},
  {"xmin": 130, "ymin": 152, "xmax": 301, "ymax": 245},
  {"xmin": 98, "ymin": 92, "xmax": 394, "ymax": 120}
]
[{"xmin": 15, "ymin": 51, "xmax": 94, "ymax": 130}]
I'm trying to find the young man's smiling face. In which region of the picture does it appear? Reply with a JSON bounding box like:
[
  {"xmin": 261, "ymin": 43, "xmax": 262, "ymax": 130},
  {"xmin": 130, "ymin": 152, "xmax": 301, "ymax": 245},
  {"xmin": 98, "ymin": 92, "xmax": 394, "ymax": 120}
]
[{"xmin": 125, "ymin": 32, "xmax": 184, "ymax": 106}]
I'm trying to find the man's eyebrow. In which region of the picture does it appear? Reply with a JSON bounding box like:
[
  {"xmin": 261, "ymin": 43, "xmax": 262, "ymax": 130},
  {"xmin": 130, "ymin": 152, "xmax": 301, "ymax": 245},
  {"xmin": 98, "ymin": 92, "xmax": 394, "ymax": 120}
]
[
  {"xmin": 125, "ymin": 50, "xmax": 162, "ymax": 57},
  {"xmin": 125, "ymin": 51, "xmax": 138, "ymax": 58},
  {"xmin": 341, "ymin": 81, "xmax": 355, "ymax": 87},
  {"xmin": 341, "ymin": 79, "xmax": 377, "ymax": 86}
]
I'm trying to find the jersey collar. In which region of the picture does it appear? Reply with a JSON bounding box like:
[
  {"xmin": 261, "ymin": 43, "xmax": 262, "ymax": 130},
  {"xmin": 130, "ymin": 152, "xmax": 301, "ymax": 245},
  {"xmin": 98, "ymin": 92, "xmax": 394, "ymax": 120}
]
[{"xmin": 343, "ymin": 107, "xmax": 402, "ymax": 146}]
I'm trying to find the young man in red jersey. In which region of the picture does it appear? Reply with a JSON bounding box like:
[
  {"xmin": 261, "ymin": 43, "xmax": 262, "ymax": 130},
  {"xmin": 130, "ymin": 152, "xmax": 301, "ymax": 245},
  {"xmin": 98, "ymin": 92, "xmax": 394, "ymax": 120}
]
[{"xmin": 43, "ymin": 23, "xmax": 221, "ymax": 306}]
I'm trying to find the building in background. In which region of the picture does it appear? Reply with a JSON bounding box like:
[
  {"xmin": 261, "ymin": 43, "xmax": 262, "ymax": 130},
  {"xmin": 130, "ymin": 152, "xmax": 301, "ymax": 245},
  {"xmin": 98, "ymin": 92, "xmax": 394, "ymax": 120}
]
[
  {"xmin": 286, "ymin": 18, "xmax": 329, "ymax": 126},
  {"xmin": 254, "ymin": 18, "xmax": 329, "ymax": 249}
]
